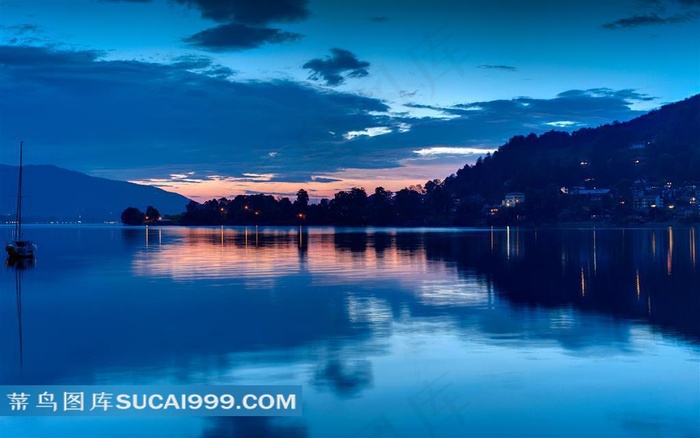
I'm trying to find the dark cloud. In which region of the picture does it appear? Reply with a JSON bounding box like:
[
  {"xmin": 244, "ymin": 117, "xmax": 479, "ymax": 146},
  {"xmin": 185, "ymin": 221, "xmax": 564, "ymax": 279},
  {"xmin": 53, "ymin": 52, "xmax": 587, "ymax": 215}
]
[
  {"xmin": 403, "ymin": 102, "xmax": 449, "ymax": 112},
  {"xmin": 1, "ymin": 23, "xmax": 52, "ymax": 46},
  {"xmin": 0, "ymin": 44, "xmax": 388, "ymax": 182},
  {"xmin": 478, "ymin": 64, "xmax": 517, "ymax": 72},
  {"xmin": 0, "ymin": 44, "xmax": 103, "ymax": 66},
  {"xmin": 106, "ymin": 0, "xmax": 309, "ymax": 52},
  {"xmin": 169, "ymin": 55, "xmax": 237, "ymax": 78},
  {"xmin": 3, "ymin": 23, "xmax": 42, "ymax": 34},
  {"xmin": 369, "ymin": 16, "xmax": 388, "ymax": 22},
  {"xmin": 0, "ymin": 45, "xmax": 661, "ymax": 189},
  {"xmin": 303, "ymin": 48, "xmax": 370, "ymax": 86},
  {"xmin": 174, "ymin": 0, "xmax": 309, "ymax": 24},
  {"xmin": 602, "ymin": 12, "xmax": 697, "ymax": 29},
  {"xmin": 205, "ymin": 65, "xmax": 236, "ymax": 78},
  {"xmin": 312, "ymin": 177, "xmax": 343, "ymax": 183},
  {"xmin": 170, "ymin": 54, "xmax": 212, "ymax": 69},
  {"xmin": 183, "ymin": 23, "xmax": 302, "ymax": 51},
  {"xmin": 556, "ymin": 88, "xmax": 656, "ymax": 102},
  {"xmin": 104, "ymin": 0, "xmax": 309, "ymax": 24},
  {"xmin": 373, "ymin": 88, "xmax": 653, "ymax": 157}
]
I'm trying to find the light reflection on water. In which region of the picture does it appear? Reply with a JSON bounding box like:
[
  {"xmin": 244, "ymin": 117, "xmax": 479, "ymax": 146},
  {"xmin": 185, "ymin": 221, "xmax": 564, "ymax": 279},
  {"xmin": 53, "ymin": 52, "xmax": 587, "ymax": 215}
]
[
  {"xmin": 133, "ymin": 227, "xmax": 443, "ymax": 283},
  {"xmin": 0, "ymin": 225, "xmax": 698, "ymax": 437}
]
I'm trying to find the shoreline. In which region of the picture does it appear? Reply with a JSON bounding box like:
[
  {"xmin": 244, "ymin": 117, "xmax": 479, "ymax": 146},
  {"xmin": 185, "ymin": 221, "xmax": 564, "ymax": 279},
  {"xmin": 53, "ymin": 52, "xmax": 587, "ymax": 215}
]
[{"xmin": 3, "ymin": 221, "xmax": 698, "ymax": 229}]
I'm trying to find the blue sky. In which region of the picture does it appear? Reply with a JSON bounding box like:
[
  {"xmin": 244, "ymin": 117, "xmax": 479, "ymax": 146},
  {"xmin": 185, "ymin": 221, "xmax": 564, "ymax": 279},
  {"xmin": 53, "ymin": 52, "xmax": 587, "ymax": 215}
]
[{"xmin": 1, "ymin": 0, "xmax": 698, "ymax": 201}]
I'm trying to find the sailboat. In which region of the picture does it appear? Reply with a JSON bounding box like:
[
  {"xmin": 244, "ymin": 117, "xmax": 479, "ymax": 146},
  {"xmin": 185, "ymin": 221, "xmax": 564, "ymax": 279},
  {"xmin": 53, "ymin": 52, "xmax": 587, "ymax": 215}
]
[{"xmin": 5, "ymin": 141, "xmax": 37, "ymax": 261}]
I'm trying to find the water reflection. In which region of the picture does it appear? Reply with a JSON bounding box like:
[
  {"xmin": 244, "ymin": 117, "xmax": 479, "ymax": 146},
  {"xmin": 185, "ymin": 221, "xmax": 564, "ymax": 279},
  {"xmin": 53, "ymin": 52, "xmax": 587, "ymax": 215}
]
[
  {"xmin": 126, "ymin": 226, "xmax": 700, "ymax": 342},
  {"xmin": 202, "ymin": 417, "xmax": 307, "ymax": 438},
  {"xmin": 5, "ymin": 259, "xmax": 32, "ymax": 378},
  {"xmin": 424, "ymin": 227, "xmax": 699, "ymax": 342},
  {"xmin": 691, "ymin": 227, "xmax": 696, "ymax": 268},
  {"xmin": 312, "ymin": 357, "xmax": 373, "ymax": 397},
  {"xmin": 0, "ymin": 225, "xmax": 697, "ymax": 437}
]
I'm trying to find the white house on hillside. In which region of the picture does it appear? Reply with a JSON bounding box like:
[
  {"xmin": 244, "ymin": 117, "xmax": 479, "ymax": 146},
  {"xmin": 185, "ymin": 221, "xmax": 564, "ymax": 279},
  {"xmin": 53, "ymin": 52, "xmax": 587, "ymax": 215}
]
[{"xmin": 501, "ymin": 192, "xmax": 525, "ymax": 207}]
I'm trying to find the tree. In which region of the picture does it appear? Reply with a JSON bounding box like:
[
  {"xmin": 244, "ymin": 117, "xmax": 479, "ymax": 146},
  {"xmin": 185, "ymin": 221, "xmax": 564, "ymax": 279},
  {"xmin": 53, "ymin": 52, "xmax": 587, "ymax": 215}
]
[
  {"xmin": 145, "ymin": 205, "xmax": 160, "ymax": 222},
  {"xmin": 295, "ymin": 189, "xmax": 309, "ymax": 209},
  {"xmin": 330, "ymin": 187, "xmax": 367, "ymax": 225},
  {"xmin": 394, "ymin": 187, "xmax": 424, "ymax": 225},
  {"xmin": 121, "ymin": 207, "xmax": 145, "ymax": 225},
  {"xmin": 367, "ymin": 187, "xmax": 394, "ymax": 225}
]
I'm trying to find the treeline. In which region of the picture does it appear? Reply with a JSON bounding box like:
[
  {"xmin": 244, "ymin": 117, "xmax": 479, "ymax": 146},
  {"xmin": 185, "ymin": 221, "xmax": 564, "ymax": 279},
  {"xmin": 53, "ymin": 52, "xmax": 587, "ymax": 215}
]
[
  {"xmin": 121, "ymin": 205, "xmax": 162, "ymax": 225},
  {"xmin": 177, "ymin": 186, "xmax": 458, "ymax": 226}
]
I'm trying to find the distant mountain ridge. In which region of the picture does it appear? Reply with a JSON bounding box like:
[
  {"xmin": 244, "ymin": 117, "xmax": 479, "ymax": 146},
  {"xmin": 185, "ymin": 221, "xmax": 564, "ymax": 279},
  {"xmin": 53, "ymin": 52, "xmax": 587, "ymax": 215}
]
[{"xmin": 0, "ymin": 164, "xmax": 191, "ymax": 222}]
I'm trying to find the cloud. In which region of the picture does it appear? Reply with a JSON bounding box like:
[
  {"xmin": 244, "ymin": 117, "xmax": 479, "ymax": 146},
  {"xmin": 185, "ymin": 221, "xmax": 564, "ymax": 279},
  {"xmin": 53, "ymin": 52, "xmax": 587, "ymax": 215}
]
[
  {"xmin": 311, "ymin": 176, "xmax": 343, "ymax": 183},
  {"xmin": 555, "ymin": 88, "xmax": 656, "ymax": 102},
  {"xmin": 352, "ymin": 88, "xmax": 654, "ymax": 162},
  {"xmin": 0, "ymin": 44, "xmax": 104, "ymax": 66},
  {"xmin": 478, "ymin": 64, "xmax": 517, "ymax": 72},
  {"xmin": 604, "ymin": 0, "xmax": 700, "ymax": 29},
  {"xmin": 369, "ymin": 16, "xmax": 388, "ymax": 22},
  {"xmin": 105, "ymin": 0, "xmax": 309, "ymax": 24},
  {"xmin": 105, "ymin": 0, "xmax": 309, "ymax": 51},
  {"xmin": 0, "ymin": 45, "xmax": 660, "ymax": 199},
  {"xmin": 205, "ymin": 65, "xmax": 236, "ymax": 78},
  {"xmin": 303, "ymin": 48, "xmax": 370, "ymax": 86},
  {"xmin": 1, "ymin": 23, "xmax": 52, "ymax": 46},
  {"xmin": 545, "ymin": 121, "xmax": 579, "ymax": 128},
  {"xmin": 0, "ymin": 44, "xmax": 389, "ymax": 183},
  {"xmin": 169, "ymin": 55, "xmax": 236, "ymax": 78},
  {"xmin": 3, "ymin": 23, "xmax": 42, "ymax": 34},
  {"xmin": 343, "ymin": 127, "xmax": 392, "ymax": 140},
  {"xmin": 240, "ymin": 173, "xmax": 275, "ymax": 181},
  {"xmin": 602, "ymin": 12, "xmax": 697, "ymax": 29},
  {"xmin": 183, "ymin": 23, "xmax": 302, "ymax": 50},
  {"xmin": 174, "ymin": 0, "xmax": 309, "ymax": 25},
  {"xmin": 170, "ymin": 54, "xmax": 213, "ymax": 69},
  {"xmin": 413, "ymin": 147, "xmax": 498, "ymax": 157}
]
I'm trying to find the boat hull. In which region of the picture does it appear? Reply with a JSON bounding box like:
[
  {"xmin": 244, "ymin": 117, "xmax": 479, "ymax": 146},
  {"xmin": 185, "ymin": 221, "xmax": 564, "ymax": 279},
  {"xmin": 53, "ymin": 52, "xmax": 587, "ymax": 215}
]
[{"xmin": 5, "ymin": 241, "xmax": 37, "ymax": 260}]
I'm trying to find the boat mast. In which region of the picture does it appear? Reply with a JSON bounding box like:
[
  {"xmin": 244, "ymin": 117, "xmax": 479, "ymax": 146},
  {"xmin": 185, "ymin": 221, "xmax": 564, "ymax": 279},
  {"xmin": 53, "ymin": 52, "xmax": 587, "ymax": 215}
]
[{"xmin": 15, "ymin": 140, "xmax": 23, "ymax": 240}]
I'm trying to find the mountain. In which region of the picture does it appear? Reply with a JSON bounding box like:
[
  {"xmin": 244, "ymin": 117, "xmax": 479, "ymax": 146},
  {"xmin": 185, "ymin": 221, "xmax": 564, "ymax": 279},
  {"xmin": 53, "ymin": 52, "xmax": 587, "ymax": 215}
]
[
  {"xmin": 440, "ymin": 94, "xmax": 700, "ymax": 222},
  {"xmin": 0, "ymin": 165, "xmax": 191, "ymax": 222}
]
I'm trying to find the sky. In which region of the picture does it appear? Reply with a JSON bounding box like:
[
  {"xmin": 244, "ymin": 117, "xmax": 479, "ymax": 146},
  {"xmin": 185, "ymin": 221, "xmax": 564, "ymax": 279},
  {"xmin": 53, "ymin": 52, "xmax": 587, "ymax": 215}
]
[{"xmin": 0, "ymin": 0, "xmax": 698, "ymax": 202}]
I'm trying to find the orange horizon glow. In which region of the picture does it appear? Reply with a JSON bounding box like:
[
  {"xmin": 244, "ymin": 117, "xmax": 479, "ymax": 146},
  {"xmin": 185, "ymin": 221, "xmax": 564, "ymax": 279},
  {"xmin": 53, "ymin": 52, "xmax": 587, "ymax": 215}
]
[
  {"xmin": 128, "ymin": 160, "xmax": 474, "ymax": 203},
  {"xmin": 132, "ymin": 227, "xmax": 491, "ymax": 307}
]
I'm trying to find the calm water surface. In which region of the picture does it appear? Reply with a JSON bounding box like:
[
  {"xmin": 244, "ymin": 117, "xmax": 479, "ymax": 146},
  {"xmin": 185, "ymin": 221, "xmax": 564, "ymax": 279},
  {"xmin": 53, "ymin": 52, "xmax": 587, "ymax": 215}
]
[{"xmin": 0, "ymin": 225, "xmax": 698, "ymax": 437}]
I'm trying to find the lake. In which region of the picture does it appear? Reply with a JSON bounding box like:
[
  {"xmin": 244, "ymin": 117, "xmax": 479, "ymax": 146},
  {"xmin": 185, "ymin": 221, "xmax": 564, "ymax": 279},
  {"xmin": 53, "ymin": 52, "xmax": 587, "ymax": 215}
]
[{"xmin": 1, "ymin": 225, "xmax": 698, "ymax": 437}]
